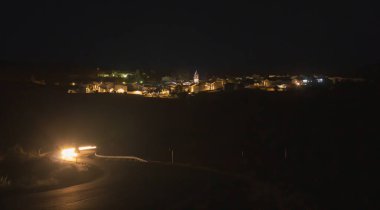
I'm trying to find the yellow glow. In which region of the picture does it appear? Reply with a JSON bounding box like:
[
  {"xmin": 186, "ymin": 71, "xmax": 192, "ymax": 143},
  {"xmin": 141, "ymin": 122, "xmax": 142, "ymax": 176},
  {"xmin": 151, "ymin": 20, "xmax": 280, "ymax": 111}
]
[
  {"xmin": 78, "ymin": 145, "xmax": 97, "ymax": 151},
  {"xmin": 116, "ymin": 88, "xmax": 125, "ymax": 93},
  {"xmin": 278, "ymin": 84, "xmax": 287, "ymax": 89},
  {"xmin": 61, "ymin": 148, "xmax": 78, "ymax": 160},
  {"xmin": 129, "ymin": 90, "xmax": 143, "ymax": 95}
]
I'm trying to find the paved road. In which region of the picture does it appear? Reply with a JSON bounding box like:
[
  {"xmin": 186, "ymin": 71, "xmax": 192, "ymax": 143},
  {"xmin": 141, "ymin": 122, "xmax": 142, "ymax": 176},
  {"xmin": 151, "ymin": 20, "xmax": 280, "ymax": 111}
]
[{"xmin": 0, "ymin": 157, "xmax": 251, "ymax": 210}]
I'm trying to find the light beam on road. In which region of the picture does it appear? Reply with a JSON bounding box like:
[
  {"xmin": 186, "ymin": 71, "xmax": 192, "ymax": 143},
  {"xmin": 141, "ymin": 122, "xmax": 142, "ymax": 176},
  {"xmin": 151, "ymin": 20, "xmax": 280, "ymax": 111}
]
[{"xmin": 78, "ymin": 146, "xmax": 97, "ymax": 151}]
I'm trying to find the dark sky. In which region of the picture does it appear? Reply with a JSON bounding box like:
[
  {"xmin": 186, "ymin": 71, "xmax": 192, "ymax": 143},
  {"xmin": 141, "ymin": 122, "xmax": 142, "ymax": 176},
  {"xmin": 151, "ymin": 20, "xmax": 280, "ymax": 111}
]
[{"xmin": 0, "ymin": 1, "xmax": 379, "ymax": 74}]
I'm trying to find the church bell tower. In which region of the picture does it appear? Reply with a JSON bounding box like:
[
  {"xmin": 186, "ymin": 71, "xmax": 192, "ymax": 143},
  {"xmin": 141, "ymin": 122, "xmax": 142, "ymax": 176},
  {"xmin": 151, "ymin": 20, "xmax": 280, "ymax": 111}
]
[{"xmin": 194, "ymin": 70, "xmax": 199, "ymax": 84}]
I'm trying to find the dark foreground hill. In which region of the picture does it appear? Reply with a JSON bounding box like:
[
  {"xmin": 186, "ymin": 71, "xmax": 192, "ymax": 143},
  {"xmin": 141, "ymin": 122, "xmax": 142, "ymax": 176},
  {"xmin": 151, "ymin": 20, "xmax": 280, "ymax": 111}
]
[{"xmin": 0, "ymin": 83, "xmax": 379, "ymax": 209}]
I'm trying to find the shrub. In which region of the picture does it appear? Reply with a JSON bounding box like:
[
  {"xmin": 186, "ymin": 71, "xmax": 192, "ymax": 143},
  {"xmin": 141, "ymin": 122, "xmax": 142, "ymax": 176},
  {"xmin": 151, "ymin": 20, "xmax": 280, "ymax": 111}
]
[{"xmin": 0, "ymin": 176, "xmax": 11, "ymax": 187}]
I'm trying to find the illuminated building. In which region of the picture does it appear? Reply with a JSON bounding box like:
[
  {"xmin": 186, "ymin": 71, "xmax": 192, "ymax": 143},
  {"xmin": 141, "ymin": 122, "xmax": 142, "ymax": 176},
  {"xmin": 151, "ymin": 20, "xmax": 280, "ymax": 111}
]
[
  {"xmin": 257, "ymin": 76, "xmax": 294, "ymax": 91},
  {"xmin": 127, "ymin": 90, "xmax": 143, "ymax": 95},
  {"xmin": 263, "ymin": 77, "xmax": 292, "ymax": 90},
  {"xmin": 194, "ymin": 70, "xmax": 199, "ymax": 84},
  {"xmin": 114, "ymin": 84, "xmax": 128, "ymax": 93},
  {"xmin": 160, "ymin": 89, "xmax": 170, "ymax": 96},
  {"xmin": 205, "ymin": 79, "xmax": 225, "ymax": 91},
  {"xmin": 189, "ymin": 84, "xmax": 200, "ymax": 93},
  {"xmin": 67, "ymin": 89, "xmax": 77, "ymax": 94}
]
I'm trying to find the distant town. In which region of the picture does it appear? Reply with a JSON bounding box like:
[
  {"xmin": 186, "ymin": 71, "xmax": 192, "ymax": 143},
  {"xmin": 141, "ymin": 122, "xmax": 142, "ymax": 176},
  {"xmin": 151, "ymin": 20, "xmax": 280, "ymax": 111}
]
[{"xmin": 30, "ymin": 70, "xmax": 366, "ymax": 98}]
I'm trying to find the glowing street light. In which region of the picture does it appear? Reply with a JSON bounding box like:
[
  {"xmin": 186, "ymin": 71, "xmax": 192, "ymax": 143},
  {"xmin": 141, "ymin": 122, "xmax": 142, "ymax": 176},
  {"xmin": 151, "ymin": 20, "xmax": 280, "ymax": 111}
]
[
  {"xmin": 61, "ymin": 148, "xmax": 78, "ymax": 161},
  {"xmin": 60, "ymin": 145, "xmax": 96, "ymax": 162}
]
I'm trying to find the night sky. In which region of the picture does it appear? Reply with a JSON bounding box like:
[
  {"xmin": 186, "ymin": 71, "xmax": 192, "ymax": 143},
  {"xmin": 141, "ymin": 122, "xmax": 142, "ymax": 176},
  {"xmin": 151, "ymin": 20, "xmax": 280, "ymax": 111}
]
[{"xmin": 0, "ymin": 1, "xmax": 379, "ymax": 75}]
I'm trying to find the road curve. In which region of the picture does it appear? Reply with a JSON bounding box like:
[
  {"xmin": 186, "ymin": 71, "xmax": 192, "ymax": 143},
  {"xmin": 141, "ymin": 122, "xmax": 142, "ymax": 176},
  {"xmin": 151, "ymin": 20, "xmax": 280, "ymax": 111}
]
[
  {"xmin": 94, "ymin": 153, "xmax": 148, "ymax": 163},
  {"xmin": 0, "ymin": 157, "xmax": 251, "ymax": 210}
]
